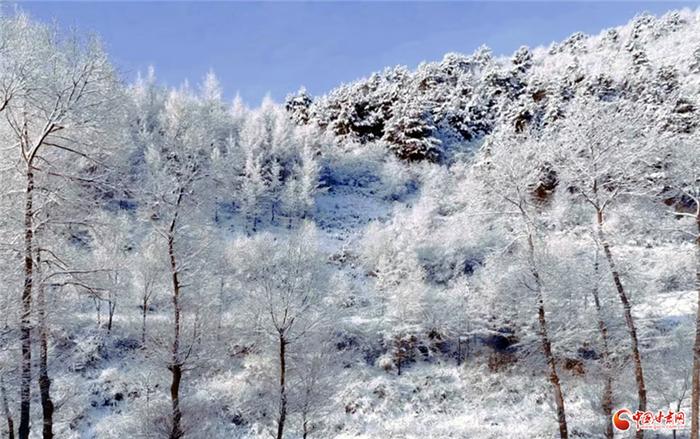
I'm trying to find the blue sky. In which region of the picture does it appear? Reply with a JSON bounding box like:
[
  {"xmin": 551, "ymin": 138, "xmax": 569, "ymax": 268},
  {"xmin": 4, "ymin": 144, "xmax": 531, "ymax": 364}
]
[{"xmin": 15, "ymin": 1, "xmax": 695, "ymax": 105}]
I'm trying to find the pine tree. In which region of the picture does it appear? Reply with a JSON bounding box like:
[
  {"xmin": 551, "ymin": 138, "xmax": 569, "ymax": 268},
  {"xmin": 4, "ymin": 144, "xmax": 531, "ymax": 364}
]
[
  {"xmin": 382, "ymin": 99, "xmax": 441, "ymax": 162},
  {"xmin": 285, "ymin": 87, "xmax": 313, "ymax": 125}
]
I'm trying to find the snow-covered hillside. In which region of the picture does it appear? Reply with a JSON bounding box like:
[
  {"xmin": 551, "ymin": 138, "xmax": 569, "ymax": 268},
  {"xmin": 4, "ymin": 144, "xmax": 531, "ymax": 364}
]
[{"xmin": 0, "ymin": 7, "xmax": 698, "ymax": 439}]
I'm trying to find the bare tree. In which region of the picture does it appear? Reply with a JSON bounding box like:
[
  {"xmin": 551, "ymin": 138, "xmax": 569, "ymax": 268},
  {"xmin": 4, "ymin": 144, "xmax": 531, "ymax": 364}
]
[
  {"xmin": 133, "ymin": 239, "xmax": 161, "ymax": 346},
  {"xmin": 591, "ymin": 247, "xmax": 614, "ymax": 439},
  {"xmin": 661, "ymin": 129, "xmax": 700, "ymax": 438},
  {"xmin": 0, "ymin": 17, "xmax": 121, "ymax": 438},
  {"xmin": 91, "ymin": 215, "xmax": 134, "ymax": 334},
  {"xmin": 229, "ymin": 222, "xmax": 331, "ymax": 439},
  {"xmin": 139, "ymin": 87, "xmax": 215, "ymax": 439},
  {"xmin": 554, "ymin": 99, "xmax": 657, "ymax": 438},
  {"xmin": 474, "ymin": 132, "xmax": 568, "ymax": 439},
  {"xmin": 0, "ymin": 374, "xmax": 13, "ymax": 439},
  {"xmin": 292, "ymin": 337, "xmax": 340, "ymax": 439}
]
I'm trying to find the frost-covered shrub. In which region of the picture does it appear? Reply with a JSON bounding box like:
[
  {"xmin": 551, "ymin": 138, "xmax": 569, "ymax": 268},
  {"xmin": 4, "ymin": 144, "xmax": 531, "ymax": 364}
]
[
  {"xmin": 320, "ymin": 142, "xmax": 386, "ymax": 188},
  {"xmin": 71, "ymin": 331, "xmax": 109, "ymax": 372},
  {"xmin": 376, "ymin": 353, "xmax": 394, "ymax": 373},
  {"xmin": 644, "ymin": 243, "xmax": 695, "ymax": 292},
  {"xmin": 376, "ymin": 156, "xmax": 417, "ymax": 200}
]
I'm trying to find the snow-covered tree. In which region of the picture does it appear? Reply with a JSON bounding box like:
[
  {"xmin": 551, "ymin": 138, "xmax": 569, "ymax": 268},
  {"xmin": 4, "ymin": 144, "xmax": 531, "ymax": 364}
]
[
  {"xmin": 382, "ymin": 98, "xmax": 442, "ymax": 162},
  {"xmin": 139, "ymin": 87, "xmax": 216, "ymax": 439},
  {"xmin": 0, "ymin": 15, "xmax": 122, "ymax": 438},
  {"xmin": 229, "ymin": 222, "xmax": 333, "ymax": 439},
  {"xmin": 474, "ymin": 130, "xmax": 569, "ymax": 439},
  {"xmin": 239, "ymin": 112, "xmax": 269, "ymax": 232},
  {"xmin": 132, "ymin": 236, "xmax": 163, "ymax": 346},
  {"xmin": 285, "ymin": 87, "xmax": 313, "ymax": 125},
  {"xmin": 553, "ymin": 98, "xmax": 658, "ymax": 437},
  {"xmin": 659, "ymin": 126, "xmax": 700, "ymax": 438}
]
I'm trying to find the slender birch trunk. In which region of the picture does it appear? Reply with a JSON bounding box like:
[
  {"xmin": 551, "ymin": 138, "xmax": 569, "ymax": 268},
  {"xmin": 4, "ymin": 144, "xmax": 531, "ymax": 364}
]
[
  {"xmin": 591, "ymin": 250, "xmax": 613, "ymax": 439},
  {"xmin": 276, "ymin": 333, "xmax": 288, "ymax": 439},
  {"xmin": 1, "ymin": 376, "xmax": 14, "ymax": 439},
  {"xmin": 35, "ymin": 252, "xmax": 53, "ymax": 439},
  {"xmin": 141, "ymin": 294, "xmax": 148, "ymax": 346},
  {"xmin": 18, "ymin": 166, "xmax": 34, "ymax": 439},
  {"xmin": 168, "ymin": 189, "xmax": 184, "ymax": 439},
  {"xmin": 596, "ymin": 208, "xmax": 646, "ymax": 439},
  {"xmin": 526, "ymin": 231, "xmax": 568, "ymax": 439}
]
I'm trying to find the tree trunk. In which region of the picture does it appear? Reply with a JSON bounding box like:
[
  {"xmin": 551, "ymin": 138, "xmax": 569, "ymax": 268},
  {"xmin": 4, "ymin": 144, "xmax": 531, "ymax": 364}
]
[
  {"xmin": 596, "ymin": 209, "xmax": 646, "ymax": 439},
  {"xmin": 169, "ymin": 362, "xmax": 182, "ymax": 439},
  {"xmin": 19, "ymin": 168, "xmax": 34, "ymax": 439},
  {"xmin": 36, "ymin": 254, "xmax": 54, "ymax": 439},
  {"xmin": 94, "ymin": 297, "xmax": 101, "ymax": 328},
  {"xmin": 591, "ymin": 252, "xmax": 613, "ymax": 439},
  {"xmin": 141, "ymin": 295, "xmax": 148, "ymax": 346},
  {"xmin": 1, "ymin": 376, "xmax": 14, "ymax": 439},
  {"xmin": 527, "ymin": 232, "xmax": 568, "ymax": 439},
  {"xmin": 167, "ymin": 188, "xmax": 185, "ymax": 439},
  {"xmin": 107, "ymin": 295, "xmax": 115, "ymax": 333},
  {"xmin": 216, "ymin": 276, "xmax": 224, "ymax": 342},
  {"xmin": 691, "ymin": 214, "xmax": 700, "ymax": 439},
  {"xmin": 276, "ymin": 333, "xmax": 287, "ymax": 439},
  {"xmin": 168, "ymin": 231, "xmax": 183, "ymax": 439},
  {"xmin": 674, "ymin": 395, "xmax": 684, "ymax": 439},
  {"xmin": 396, "ymin": 338, "xmax": 402, "ymax": 376}
]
